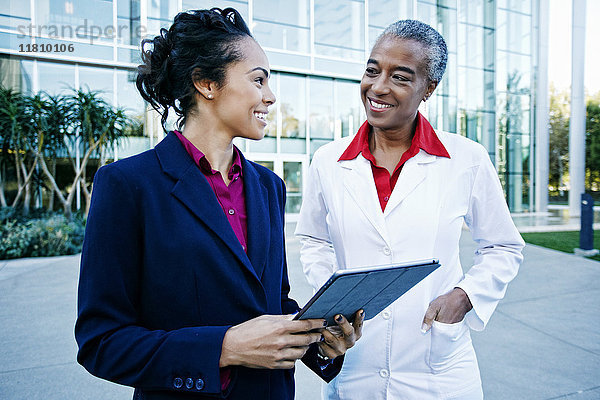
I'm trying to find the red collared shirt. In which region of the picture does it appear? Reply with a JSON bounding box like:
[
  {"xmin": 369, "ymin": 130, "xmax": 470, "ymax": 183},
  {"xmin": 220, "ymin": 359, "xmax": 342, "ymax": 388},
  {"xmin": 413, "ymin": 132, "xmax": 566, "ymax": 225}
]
[
  {"xmin": 174, "ymin": 130, "xmax": 246, "ymax": 391},
  {"xmin": 174, "ymin": 130, "xmax": 248, "ymax": 252},
  {"xmin": 338, "ymin": 112, "xmax": 450, "ymax": 211}
]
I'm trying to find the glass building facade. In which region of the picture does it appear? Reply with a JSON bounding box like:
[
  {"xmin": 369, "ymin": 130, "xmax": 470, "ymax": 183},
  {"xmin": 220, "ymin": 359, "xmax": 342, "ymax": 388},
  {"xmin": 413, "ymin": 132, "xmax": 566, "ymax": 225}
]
[{"xmin": 0, "ymin": 0, "xmax": 540, "ymax": 213}]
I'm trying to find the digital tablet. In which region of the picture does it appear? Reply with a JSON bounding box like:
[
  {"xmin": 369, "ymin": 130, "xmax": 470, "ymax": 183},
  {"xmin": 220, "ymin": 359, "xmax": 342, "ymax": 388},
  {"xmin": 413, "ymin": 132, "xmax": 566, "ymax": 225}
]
[{"xmin": 294, "ymin": 259, "xmax": 440, "ymax": 325}]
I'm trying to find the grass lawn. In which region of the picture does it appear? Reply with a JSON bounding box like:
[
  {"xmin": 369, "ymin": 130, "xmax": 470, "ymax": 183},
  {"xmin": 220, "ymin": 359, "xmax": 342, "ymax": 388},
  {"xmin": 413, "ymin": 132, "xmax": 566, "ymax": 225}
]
[{"xmin": 521, "ymin": 230, "xmax": 600, "ymax": 262}]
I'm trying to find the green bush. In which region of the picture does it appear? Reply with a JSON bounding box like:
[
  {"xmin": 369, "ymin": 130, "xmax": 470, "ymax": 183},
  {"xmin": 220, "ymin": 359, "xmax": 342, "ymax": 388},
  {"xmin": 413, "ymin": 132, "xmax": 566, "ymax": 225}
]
[{"xmin": 0, "ymin": 208, "xmax": 85, "ymax": 259}]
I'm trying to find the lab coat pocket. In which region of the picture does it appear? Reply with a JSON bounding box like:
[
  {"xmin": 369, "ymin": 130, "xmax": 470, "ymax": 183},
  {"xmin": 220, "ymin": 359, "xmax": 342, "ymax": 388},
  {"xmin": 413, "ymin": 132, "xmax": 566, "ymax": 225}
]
[{"xmin": 428, "ymin": 319, "xmax": 471, "ymax": 374}]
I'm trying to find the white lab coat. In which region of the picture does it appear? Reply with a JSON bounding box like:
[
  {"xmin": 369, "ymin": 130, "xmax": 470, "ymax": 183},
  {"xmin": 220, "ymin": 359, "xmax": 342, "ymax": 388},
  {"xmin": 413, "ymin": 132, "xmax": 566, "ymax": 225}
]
[{"xmin": 295, "ymin": 130, "xmax": 525, "ymax": 400}]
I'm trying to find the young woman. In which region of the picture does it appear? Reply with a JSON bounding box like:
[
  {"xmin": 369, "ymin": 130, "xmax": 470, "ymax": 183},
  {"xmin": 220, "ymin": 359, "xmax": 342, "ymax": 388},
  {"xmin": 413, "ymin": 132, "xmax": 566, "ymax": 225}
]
[
  {"xmin": 297, "ymin": 19, "xmax": 524, "ymax": 399},
  {"xmin": 75, "ymin": 8, "xmax": 362, "ymax": 400}
]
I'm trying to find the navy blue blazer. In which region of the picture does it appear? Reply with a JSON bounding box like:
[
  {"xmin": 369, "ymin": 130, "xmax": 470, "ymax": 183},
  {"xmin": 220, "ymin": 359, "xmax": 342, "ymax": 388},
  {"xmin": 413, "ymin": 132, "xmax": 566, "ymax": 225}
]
[{"xmin": 75, "ymin": 132, "xmax": 342, "ymax": 400}]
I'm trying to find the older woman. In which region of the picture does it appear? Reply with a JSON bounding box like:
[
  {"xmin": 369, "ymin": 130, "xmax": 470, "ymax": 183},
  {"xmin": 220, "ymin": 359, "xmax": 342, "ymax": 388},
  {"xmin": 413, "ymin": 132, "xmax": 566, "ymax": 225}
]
[{"xmin": 296, "ymin": 19, "xmax": 524, "ymax": 399}]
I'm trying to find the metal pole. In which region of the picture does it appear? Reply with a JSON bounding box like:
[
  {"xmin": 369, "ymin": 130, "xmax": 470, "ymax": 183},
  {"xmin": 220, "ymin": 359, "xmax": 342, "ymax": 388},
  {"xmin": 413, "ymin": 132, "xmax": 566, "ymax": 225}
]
[
  {"xmin": 535, "ymin": 0, "xmax": 550, "ymax": 213},
  {"xmin": 568, "ymin": 0, "xmax": 587, "ymax": 217}
]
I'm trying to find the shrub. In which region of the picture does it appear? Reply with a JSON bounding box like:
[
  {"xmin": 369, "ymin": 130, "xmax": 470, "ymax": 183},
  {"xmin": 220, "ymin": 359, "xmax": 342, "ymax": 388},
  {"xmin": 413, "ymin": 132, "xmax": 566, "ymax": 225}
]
[{"xmin": 0, "ymin": 208, "xmax": 85, "ymax": 259}]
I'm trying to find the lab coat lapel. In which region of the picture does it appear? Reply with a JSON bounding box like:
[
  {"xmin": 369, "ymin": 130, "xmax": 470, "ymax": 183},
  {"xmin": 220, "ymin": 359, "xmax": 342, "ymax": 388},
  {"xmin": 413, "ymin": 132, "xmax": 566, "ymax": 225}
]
[
  {"xmin": 156, "ymin": 133, "xmax": 261, "ymax": 282},
  {"xmin": 340, "ymin": 156, "xmax": 389, "ymax": 242},
  {"xmin": 384, "ymin": 151, "xmax": 436, "ymax": 216},
  {"xmin": 240, "ymin": 157, "xmax": 270, "ymax": 280}
]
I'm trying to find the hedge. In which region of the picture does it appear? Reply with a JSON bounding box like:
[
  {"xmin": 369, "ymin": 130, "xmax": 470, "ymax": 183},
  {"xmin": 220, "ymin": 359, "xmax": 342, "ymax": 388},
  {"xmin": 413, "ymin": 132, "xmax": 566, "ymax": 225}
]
[{"xmin": 0, "ymin": 208, "xmax": 85, "ymax": 259}]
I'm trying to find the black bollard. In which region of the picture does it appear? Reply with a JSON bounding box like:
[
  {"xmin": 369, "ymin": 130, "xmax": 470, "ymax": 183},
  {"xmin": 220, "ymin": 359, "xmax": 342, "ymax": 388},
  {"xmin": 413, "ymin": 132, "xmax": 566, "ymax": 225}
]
[{"xmin": 580, "ymin": 193, "xmax": 594, "ymax": 251}]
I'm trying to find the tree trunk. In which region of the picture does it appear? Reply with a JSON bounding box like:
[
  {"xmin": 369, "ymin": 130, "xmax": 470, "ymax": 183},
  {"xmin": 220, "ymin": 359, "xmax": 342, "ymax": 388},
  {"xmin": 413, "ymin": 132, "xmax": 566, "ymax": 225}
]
[
  {"xmin": 47, "ymin": 158, "xmax": 56, "ymax": 211},
  {"xmin": 11, "ymin": 154, "xmax": 37, "ymax": 211},
  {"xmin": 0, "ymin": 163, "xmax": 7, "ymax": 207},
  {"xmin": 38, "ymin": 155, "xmax": 70, "ymax": 218}
]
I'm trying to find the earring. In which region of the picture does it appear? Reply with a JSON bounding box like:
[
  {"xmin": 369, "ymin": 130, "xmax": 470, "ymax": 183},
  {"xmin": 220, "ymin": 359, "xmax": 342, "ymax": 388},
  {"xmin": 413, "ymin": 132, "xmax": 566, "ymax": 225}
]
[{"xmin": 207, "ymin": 94, "xmax": 213, "ymax": 99}]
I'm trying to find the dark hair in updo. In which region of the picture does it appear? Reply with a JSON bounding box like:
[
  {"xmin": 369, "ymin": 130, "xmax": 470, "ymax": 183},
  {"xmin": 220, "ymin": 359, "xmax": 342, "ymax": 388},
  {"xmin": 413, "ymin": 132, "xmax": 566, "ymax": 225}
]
[{"xmin": 136, "ymin": 8, "xmax": 252, "ymax": 131}]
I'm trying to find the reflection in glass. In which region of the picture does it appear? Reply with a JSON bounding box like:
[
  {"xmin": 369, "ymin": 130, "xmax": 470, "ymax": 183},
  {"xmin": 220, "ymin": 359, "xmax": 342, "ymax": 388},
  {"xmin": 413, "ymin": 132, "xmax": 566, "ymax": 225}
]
[
  {"xmin": 147, "ymin": 0, "xmax": 178, "ymax": 35},
  {"xmin": 283, "ymin": 161, "xmax": 302, "ymax": 214},
  {"xmin": 2, "ymin": 0, "xmax": 30, "ymax": 30},
  {"xmin": 79, "ymin": 65, "xmax": 114, "ymax": 104},
  {"xmin": 369, "ymin": 0, "xmax": 411, "ymax": 29},
  {"xmin": 117, "ymin": 0, "xmax": 141, "ymax": 46},
  {"xmin": 336, "ymin": 80, "xmax": 362, "ymax": 137},
  {"xmin": 34, "ymin": 0, "xmax": 113, "ymax": 43},
  {"xmin": 253, "ymin": 0, "xmax": 309, "ymax": 52},
  {"xmin": 183, "ymin": 0, "xmax": 249, "ymax": 21},
  {"xmin": 0, "ymin": 55, "xmax": 33, "ymax": 94},
  {"xmin": 264, "ymin": 73, "xmax": 278, "ymax": 138},
  {"xmin": 496, "ymin": 10, "xmax": 531, "ymax": 54},
  {"xmin": 280, "ymin": 75, "xmax": 306, "ymax": 139},
  {"xmin": 314, "ymin": 0, "xmax": 364, "ymax": 60},
  {"xmin": 309, "ymin": 78, "xmax": 334, "ymax": 140},
  {"xmin": 254, "ymin": 160, "xmax": 274, "ymax": 171},
  {"xmin": 38, "ymin": 61, "xmax": 75, "ymax": 95},
  {"xmin": 280, "ymin": 74, "xmax": 306, "ymax": 154},
  {"xmin": 117, "ymin": 69, "xmax": 145, "ymax": 131}
]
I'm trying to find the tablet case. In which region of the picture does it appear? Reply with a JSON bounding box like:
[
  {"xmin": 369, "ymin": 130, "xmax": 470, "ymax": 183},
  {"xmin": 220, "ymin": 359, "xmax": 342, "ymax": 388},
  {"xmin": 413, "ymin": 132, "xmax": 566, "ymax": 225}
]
[{"xmin": 294, "ymin": 259, "xmax": 440, "ymax": 325}]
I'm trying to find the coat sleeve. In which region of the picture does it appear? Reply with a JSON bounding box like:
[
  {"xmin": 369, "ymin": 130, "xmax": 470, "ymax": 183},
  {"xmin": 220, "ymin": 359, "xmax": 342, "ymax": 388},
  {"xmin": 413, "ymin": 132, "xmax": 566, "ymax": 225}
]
[
  {"xmin": 294, "ymin": 152, "xmax": 338, "ymax": 291},
  {"xmin": 75, "ymin": 165, "xmax": 230, "ymax": 396},
  {"xmin": 455, "ymin": 146, "xmax": 525, "ymax": 331}
]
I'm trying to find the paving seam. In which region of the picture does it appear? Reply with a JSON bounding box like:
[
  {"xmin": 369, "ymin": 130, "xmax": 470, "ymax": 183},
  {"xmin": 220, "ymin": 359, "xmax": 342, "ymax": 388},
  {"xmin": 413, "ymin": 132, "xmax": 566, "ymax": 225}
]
[
  {"xmin": 495, "ymin": 309, "xmax": 600, "ymax": 357},
  {"xmin": 544, "ymin": 385, "xmax": 600, "ymax": 400},
  {"xmin": 500, "ymin": 287, "xmax": 600, "ymax": 306},
  {"xmin": 0, "ymin": 361, "xmax": 76, "ymax": 375}
]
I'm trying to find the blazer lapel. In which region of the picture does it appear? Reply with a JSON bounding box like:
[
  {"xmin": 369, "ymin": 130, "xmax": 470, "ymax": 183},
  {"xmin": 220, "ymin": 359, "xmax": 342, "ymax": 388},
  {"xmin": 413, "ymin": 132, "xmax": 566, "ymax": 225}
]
[
  {"xmin": 155, "ymin": 133, "xmax": 260, "ymax": 282},
  {"xmin": 240, "ymin": 157, "xmax": 270, "ymax": 280}
]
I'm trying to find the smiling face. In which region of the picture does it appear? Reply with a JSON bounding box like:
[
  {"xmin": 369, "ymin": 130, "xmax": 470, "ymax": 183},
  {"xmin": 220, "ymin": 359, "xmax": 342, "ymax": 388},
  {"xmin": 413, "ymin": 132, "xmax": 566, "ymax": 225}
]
[
  {"xmin": 361, "ymin": 36, "xmax": 437, "ymax": 133},
  {"xmin": 210, "ymin": 37, "xmax": 276, "ymax": 141}
]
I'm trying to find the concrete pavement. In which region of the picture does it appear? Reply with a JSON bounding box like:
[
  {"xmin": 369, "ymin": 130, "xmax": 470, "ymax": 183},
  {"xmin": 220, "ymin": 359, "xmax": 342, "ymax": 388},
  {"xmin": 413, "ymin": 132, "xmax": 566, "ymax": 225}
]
[{"xmin": 0, "ymin": 225, "xmax": 599, "ymax": 399}]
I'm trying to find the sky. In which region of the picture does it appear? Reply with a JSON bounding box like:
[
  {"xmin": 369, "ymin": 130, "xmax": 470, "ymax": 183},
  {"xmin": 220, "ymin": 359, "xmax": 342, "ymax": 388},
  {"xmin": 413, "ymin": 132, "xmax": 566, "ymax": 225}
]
[{"xmin": 548, "ymin": 0, "xmax": 600, "ymax": 96}]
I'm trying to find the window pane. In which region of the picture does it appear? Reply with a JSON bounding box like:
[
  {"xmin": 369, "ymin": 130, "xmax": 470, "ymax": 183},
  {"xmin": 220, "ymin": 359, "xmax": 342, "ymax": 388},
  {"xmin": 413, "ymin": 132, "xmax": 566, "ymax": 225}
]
[
  {"xmin": 283, "ymin": 161, "xmax": 302, "ymax": 214},
  {"xmin": 79, "ymin": 65, "xmax": 114, "ymax": 104},
  {"xmin": 1, "ymin": 0, "xmax": 31, "ymax": 30},
  {"xmin": 116, "ymin": 69, "xmax": 145, "ymax": 125},
  {"xmin": 147, "ymin": 0, "xmax": 179, "ymax": 35},
  {"xmin": 253, "ymin": 21, "xmax": 310, "ymax": 53},
  {"xmin": 35, "ymin": 0, "xmax": 114, "ymax": 44},
  {"xmin": 369, "ymin": 0, "xmax": 410, "ymax": 29},
  {"xmin": 254, "ymin": 0, "xmax": 309, "ymax": 26},
  {"xmin": 280, "ymin": 73, "xmax": 307, "ymax": 153},
  {"xmin": 183, "ymin": 1, "xmax": 249, "ymax": 21},
  {"xmin": 264, "ymin": 73, "xmax": 278, "ymax": 138},
  {"xmin": 38, "ymin": 61, "xmax": 75, "ymax": 95},
  {"xmin": 309, "ymin": 77, "xmax": 334, "ymax": 140},
  {"xmin": 336, "ymin": 80, "xmax": 362, "ymax": 137},
  {"xmin": 314, "ymin": 0, "xmax": 364, "ymax": 60},
  {"xmin": 0, "ymin": 55, "xmax": 34, "ymax": 94},
  {"xmin": 117, "ymin": 0, "xmax": 142, "ymax": 46}
]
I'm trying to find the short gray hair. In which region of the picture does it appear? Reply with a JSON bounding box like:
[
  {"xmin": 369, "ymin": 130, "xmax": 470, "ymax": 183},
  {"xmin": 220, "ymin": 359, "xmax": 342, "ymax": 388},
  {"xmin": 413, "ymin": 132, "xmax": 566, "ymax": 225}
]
[{"xmin": 379, "ymin": 19, "xmax": 447, "ymax": 83}]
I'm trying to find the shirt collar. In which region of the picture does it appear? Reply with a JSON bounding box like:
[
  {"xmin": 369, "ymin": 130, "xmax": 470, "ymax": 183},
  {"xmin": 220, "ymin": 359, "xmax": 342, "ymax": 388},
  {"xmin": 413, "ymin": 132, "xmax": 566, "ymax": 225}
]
[
  {"xmin": 338, "ymin": 112, "xmax": 450, "ymax": 162},
  {"xmin": 174, "ymin": 130, "xmax": 243, "ymax": 179}
]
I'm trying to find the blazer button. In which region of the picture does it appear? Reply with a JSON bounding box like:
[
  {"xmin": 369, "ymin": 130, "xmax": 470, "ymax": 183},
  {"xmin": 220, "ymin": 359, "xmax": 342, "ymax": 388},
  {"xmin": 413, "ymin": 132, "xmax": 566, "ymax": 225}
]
[
  {"xmin": 196, "ymin": 378, "xmax": 205, "ymax": 390},
  {"xmin": 228, "ymin": 209, "xmax": 235, "ymax": 215},
  {"xmin": 173, "ymin": 377, "xmax": 183, "ymax": 388},
  {"xmin": 185, "ymin": 377, "xmax": 194, "ymax": 389}
]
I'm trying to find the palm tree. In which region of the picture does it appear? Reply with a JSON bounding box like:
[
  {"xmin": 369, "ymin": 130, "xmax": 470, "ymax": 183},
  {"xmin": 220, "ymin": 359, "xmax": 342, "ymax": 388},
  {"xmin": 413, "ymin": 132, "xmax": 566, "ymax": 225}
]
[
  {"xmin": 42, "ymin": 88, "xmax": 131, "ymax": 217},
  {"xmin": 0, "ymin": 86, "xmax": 35, "ymax": 212}
]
